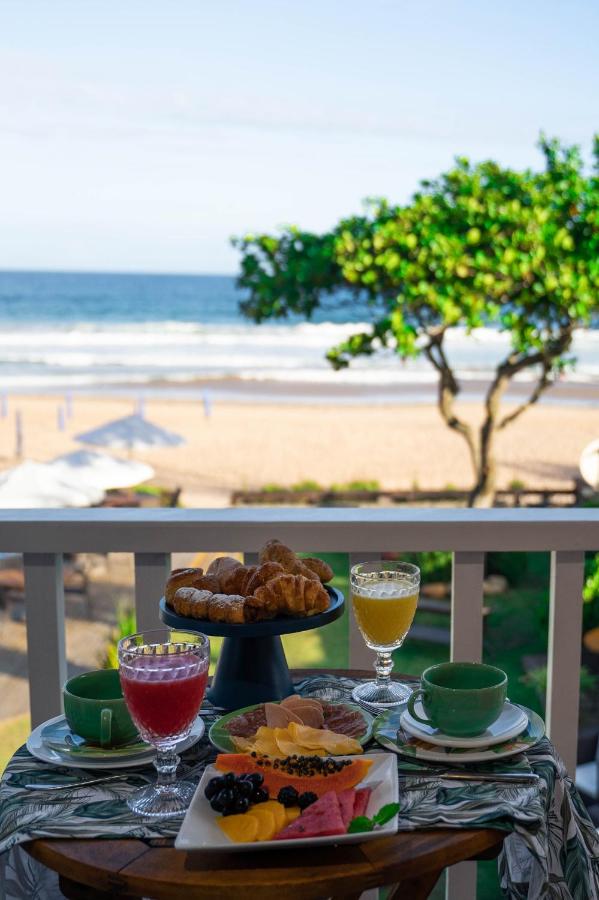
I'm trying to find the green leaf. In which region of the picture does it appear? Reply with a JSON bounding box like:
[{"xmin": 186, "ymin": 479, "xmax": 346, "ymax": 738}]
[
  {"xmin": 347, "ymin": 816, "xmax": 375, "ymax": 833},
  {"xmin": 372, "ymin": 802, "xmax": 401, "ymax": 826}
]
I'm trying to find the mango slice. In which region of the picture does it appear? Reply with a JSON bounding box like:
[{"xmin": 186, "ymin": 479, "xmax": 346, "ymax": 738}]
[
  {"xmin": 218, "ymin": 814, "xmax": 259, "ymax": 843},
  {"xmin": 251, "ymin": 807, "xmax": 277, "ymax": 841},
  {"xmin": 261, "ymin": 800, "xmax": 286, "ymax": 832},
  {"xmin": 288, "ymin": 722, "xmax": 362, "ymax": 755},
  {"xmin": 284, "ymin": 806, "xmax": 301, "ymax": 824}
]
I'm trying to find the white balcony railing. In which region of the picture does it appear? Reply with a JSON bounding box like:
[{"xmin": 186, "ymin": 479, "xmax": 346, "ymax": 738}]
[{"xmin": 0, "ymin": 507, "xmax": 597, "ymax": 899}]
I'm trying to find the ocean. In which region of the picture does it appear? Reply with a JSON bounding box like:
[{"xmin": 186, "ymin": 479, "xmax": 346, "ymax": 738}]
[{"xmin": 0, "ymin": 270, "xmax": 598, "ymax": 402}]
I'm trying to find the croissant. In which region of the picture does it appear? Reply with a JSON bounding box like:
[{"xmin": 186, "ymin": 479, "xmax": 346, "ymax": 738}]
[
  {"xmin": 166, "ymin": 568, "xmax": 216, "ymax": 604},
  {"xmin": 259, "ymin": 539, "xmax": 319, "ymax": 581},
  {"xmin": 248, "ymin": 574, "xmax": 330, "ymax": 620},
  {"xmin": 219, "ymin": 564, "xmax": 257, "ymax": 596},
  {"xmin": 206, "ymin": 556, "xmax": 243, "ymax": 580},
  {"xmin": 302, "ymin": 557, "xmax": 334, "ymax": 583}
]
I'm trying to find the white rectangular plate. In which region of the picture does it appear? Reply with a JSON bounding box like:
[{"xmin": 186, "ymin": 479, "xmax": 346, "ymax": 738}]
[{"xmin": 176, "ymin": 752, "xmax": 398, "ymax": 852}]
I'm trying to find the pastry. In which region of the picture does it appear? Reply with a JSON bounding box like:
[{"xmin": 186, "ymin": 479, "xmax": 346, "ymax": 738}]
[
  {"xmin": 166, "ymin": 568, "xmax": 209, "ymax": 604},
  {"xmin": 301, "ymin": 557, "xmax": 334, "ymax": 583},
  {"xmin": 248, "ymin": 573, "xmax": 330, "ymax": 619},
  {"xmin": 171, "ymin": 586, "xmax": 212, "ymax": 618},
  {"xmin": 208, "ymin": 593, "xmax": 245, "ymax": 624},
  {"xmin": 259, "ymin": 539, "xmax": 320, "ymax": 581},
  {"xmin": 206, "ymin": 556, "xmax": 243, "ymax": 580}
]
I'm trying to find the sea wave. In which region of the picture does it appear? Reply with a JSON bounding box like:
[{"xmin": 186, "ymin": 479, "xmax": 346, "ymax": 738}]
[{"xmin": 0, "ymin": 320, "xmax": 598, "ymax": 391}]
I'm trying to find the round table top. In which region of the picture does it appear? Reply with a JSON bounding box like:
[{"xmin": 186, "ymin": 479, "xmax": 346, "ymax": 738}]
[{"xmin": 25, "ymin": 669, "xmax": 505, "ymax": 900}]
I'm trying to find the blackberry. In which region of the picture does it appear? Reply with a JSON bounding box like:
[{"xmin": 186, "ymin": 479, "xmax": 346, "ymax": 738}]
[
  {"xmin": 277, "ymin": 786, "xmax": 299, "ymax": 808},
  {"xmin": 298, "ymin": 792, "xmax": 318, "ymax": 810}
]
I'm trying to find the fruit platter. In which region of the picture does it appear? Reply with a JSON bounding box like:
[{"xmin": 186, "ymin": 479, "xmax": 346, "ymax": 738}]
[{"xmin": 175, "ymin": 751, "xmax": 399, "ymax": 851}]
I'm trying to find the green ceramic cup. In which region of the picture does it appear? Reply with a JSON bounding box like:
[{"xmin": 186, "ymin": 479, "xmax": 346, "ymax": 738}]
[
  {"xmin": 63, "ymin": 669, "xmax": 138, "ymax": 748},
  {"xmin": 407, "ymin": 662, "xmax": 508, "ymax": 737}
]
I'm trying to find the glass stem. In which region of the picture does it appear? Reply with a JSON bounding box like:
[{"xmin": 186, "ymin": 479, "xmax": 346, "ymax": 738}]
[
  {"xmin": 375, "ymin": 650, "xmax": 394, "ymax": 686},
  {"xmin": 154, "ymin": 747, "xmax": 180, "ymax": 790}
]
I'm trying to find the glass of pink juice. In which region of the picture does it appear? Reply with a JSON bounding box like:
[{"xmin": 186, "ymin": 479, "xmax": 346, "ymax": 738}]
[{"xmin": 118, "ymin": 628, "xmax": 209, "ymax": 818}]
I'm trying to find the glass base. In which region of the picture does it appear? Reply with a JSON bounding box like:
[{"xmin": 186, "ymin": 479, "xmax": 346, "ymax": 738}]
[
  {"xmin": 126, "ymin": 779, "xmax": 196, "ymax": 817},
  {"xmin": 352, "ymin": 679, "xmax": 412, "ymax": 709}
]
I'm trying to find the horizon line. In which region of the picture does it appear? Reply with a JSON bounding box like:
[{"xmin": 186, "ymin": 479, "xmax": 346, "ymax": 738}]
[{"xmin": 0, "ymin": 267, "xmax": 238, "ymax": 279}]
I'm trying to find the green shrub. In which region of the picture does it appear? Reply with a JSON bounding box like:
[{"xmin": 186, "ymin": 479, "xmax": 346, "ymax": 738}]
[
  {"xmin": 261, "ymin": 483, "xmax": 285, "ymax": 493},
  {"xmin": 583, "ymin": 553, "xmax": 599, "ymax": 631},
  {"xmin": 521, "ymin": 665, "xmax": 598, "ymax": 698},
  {"xmin": 399, "ymin": 551, "xmax": 452, "ymax": 582},
  {"xmin": 100, "ymin": 607, "xmax": 136, "ymax": 669},
  {"xmin": 292, "ymin": 480, "xmax": 323, "ymax": 492}
]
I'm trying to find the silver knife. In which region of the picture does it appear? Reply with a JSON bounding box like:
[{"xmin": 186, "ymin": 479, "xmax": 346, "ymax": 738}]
[
  {"xmin": 399, "ymin": 770, "xmax": 539, "ymax": 785},
  {"xmin": 25, "ymin": 774, "xmax": 132, "ymax": 791}
]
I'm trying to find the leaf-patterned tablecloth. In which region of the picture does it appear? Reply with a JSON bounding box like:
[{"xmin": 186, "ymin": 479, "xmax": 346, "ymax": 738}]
[{"xmin": 1, "ymin": 674, "xmax": 598, "ymax": 900}]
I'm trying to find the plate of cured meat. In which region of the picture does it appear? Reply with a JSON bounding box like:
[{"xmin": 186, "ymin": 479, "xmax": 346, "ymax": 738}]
[{"xmin": 209, "ymin": 694, "xmax": 374, "ymax": 754}]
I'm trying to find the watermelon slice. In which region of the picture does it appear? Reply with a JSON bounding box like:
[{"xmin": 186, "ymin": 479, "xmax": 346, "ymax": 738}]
[
  {"xmin": 337, "ymin": 789, "xmax": 356, "ymax": 829},
  {"xmin": 274, "ymin": 791, "xmax": 345, "ymax": 840},
  {"xmin": 353, "ymin": 787, "xmax": 372, "ymax": 818}
]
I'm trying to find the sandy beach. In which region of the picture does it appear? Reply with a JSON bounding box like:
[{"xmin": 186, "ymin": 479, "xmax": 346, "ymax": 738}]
[{"xmin": 0, "ymin": 391, "xmax": 597, "ymax": 504}]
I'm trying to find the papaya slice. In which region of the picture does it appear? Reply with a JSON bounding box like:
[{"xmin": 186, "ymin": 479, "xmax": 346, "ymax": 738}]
[
  {"xmin": 215, "ymin": 754, "xmax": 373, "ymax": 798},
  {"xmin": 217, "ymin": 813, "xmax": 259, "ymax": 843}
]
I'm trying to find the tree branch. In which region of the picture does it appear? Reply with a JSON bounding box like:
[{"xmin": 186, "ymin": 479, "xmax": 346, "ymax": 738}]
[
  {"xmin": 422, "ymin": 333, "xmax": 478, "ymax": 473},
  {"xmin": 498, "ymin": 363, "xmax": 554, "ymax": 429}
]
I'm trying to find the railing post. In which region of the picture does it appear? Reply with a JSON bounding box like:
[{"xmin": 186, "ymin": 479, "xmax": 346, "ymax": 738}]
[
  {"xmin": 24, "ymin": 553, "xmax": 65, "ymax": 728},
  {"xmin": 348, "ymin": 552, "xmax": 380, "ymax": 670},
  {"xmin": 447, "ymin": 551, "xmax": 484, "ymax": 900},
  {"xmin": 547, "ymin": 550, "xmax": 585, "ymax": 773},
  {"xmin": 134, "ymin": 552, "xmax": 171, "ymax": 632},
  {"xmin": 450, "ymin": 551, "xmax": 485, "ymax": 663}
]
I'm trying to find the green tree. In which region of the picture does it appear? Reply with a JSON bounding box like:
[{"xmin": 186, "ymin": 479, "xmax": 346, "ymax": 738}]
[{"xmin": 234, "ymin": 138, "xmax": 599, "ymax": 506}]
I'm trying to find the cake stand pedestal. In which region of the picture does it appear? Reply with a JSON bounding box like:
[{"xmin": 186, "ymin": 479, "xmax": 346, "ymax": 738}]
[{"xmin": 159, "ymin": 587, "xmax": 344, "ymax": 709}]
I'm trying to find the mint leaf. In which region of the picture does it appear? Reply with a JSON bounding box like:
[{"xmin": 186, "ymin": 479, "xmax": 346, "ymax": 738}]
[
  {"xmin": 372, "ymin": 803, "xmax": 400, "ymax": 826},
  {"xmin": 347, "ymin": 816, "xmax": 374, "ymax": 834}
]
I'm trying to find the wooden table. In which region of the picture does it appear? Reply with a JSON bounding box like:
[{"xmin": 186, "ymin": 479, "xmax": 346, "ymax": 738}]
[{"xmin": 23, "ymin": 670, "xmax": 506, "ymax": 900}]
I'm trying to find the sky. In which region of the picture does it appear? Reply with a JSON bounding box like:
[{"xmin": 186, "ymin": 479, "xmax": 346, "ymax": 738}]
[{"xmin": 0, "ymin": 0, "xmax": 597, "ymax": 274}]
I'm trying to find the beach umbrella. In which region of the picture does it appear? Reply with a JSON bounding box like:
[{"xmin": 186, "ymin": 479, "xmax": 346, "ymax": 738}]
[
  {"xmin": 0, "ymin": 461, "xmax": 104, "ymax": 508},
  {"xmin": 75, "ymin": 414, "xmax": 184, "ymax": 451},
  {"xmin": 580, "ymin": 439, "xmax": 599, "ymax": 489},
  {"xmin": 48, "ymin": 450, "xmax": 155, "ymax": 491}
]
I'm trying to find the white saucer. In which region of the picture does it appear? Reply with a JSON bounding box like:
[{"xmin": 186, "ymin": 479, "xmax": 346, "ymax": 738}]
[
  {"xmin": 27, "ymin": 715, "xmax": 205, "ymax": 770},
  {"xmin": 400, "ymin": 701, "xmax": 528, "ymax": 748}
]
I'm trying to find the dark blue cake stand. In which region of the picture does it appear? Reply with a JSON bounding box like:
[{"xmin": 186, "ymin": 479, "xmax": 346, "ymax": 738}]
[{"xmin": 159, "ymin": 586, "xmax": 344, "ymax": 709}]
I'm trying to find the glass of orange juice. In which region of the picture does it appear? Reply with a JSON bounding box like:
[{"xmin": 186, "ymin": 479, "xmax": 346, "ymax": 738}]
[{"xmin": 351, "ymin": 561, "xmax": 420, "ymax": 708}]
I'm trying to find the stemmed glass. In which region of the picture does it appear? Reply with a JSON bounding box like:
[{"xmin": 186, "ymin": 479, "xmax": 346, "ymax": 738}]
[
  {"xmin": 118, "ymin": 628, "xmax": 209, "ymax": 817},
  {"xmin": 350, "ymin": 561, "xmax": 420, "ymax": 708}
]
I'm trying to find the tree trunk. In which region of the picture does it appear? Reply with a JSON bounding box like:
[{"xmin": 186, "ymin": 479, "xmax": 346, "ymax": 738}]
[{"xmin": 468, "ymin": 454, "xmax": 497, "ymax": 507}]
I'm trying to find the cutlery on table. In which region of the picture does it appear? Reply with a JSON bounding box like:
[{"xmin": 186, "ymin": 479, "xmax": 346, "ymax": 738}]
[
  {"xmin": 398, "ymin": 769, "xmax": 539, "ymax": 786},
  {"xmin": 25, "ymin": 774, "xmax": 133, "ymax": 791}
]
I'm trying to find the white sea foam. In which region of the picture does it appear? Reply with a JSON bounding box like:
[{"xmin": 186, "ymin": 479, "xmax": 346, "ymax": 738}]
[{"xmin": 0, "ymin": 321, "xmax": 598, "ymax": 393}]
